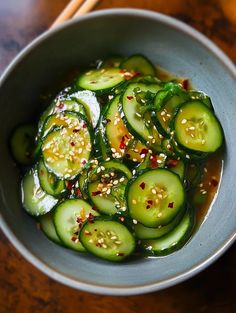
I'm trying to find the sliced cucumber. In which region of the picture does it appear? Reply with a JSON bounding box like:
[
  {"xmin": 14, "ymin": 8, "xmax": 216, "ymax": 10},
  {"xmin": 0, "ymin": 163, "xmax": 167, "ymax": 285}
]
[
  {"xmin": 104, "ymin": 95, "xmax": 148, "ymax": 162},
  {"xmin": 10, "ymin": 124, "xmax": 37, "ymax": 165},
  {"xmin": 174, "ymin": 100, "xmax": 223, "ymax": 152},
  {"xmin": 141, "ymin": 208, "xmax": 193, "ymax": 256},
  {"xmin": 42, "ymin": 114, "xmax": 92, "ymax": 179},
  {"xmin": 188, "ymin": 90, "xmax": 213, "ymax": 110},
  {"xmin": 21, "ymin": 167, "xmax": 57, "ymax": 216},
  {"xmin": 121, "ymin": 83, "xmax": 163, "ymax": 151},
  {"xmin": 166, "ymin": 159, "xmax": 185, "ymax": 181},
  {"xmin": 127, "ymin": 169, "xmax": 185, "ymax": 227},
  {"xmin": 38, "ymin": 98, "xmax": 86, "ymax": 134},
  {"xmin": 70, "ymin": 90, "xmax": 100, "ymax": 128},
  {"xmin": 121, "ymin": 54, "xmax": 155, "ymax": 76},
  {"xmin": 42, "ymin": 111, "xmax": 83, "ymax": 138},
  {"xmin": 154, "ymin": 91, "xmax": 188, "ymax": 135},
  {"xmin": 77, "ymin": 68, "xmax": 125, "ymax": 93},
  {"xmin": 38, "ymin": 160, "xmax": 66, "ymax": 196},
  {"xmin": 39, "ymin": 210, "xmax": 62, "ymax": 244},
  {"xmin": 87, "ymin": 161, "xmax": 131, "ymax": 215},
  {"xmin": 54, "ymin": 199, "xmax": 99, "ymax": 252},
  {"xmin": 134, "ymin": 208, "xmax": 185, "ymax": 240},
  {"xmin": 80, "ymin": 218, "xmax": 135, "ymax": 261}
]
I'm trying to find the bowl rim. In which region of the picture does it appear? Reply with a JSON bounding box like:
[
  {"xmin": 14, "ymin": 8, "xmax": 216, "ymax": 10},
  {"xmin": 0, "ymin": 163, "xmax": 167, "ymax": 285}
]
[{"xmin": 0, "ymin": 8, "xmax": 236, "ymax": 296}]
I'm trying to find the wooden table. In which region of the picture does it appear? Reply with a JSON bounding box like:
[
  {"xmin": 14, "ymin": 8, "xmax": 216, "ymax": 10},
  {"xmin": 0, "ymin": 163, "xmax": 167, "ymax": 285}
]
[{"xmin": 0, "ymin": 1, "xmax": 235, "ymax": 312}]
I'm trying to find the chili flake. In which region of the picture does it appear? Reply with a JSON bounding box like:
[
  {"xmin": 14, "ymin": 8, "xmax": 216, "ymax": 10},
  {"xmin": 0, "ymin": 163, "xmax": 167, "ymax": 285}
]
[
  {"xmin": 167, "ymin": 159, "xmax": 178, "ymax": 168},
  {"xmin": 140, "ymin": 148, "xmax": 149, "ymax": 155},
  {"xmin": 182, "ymin": 79, "xmax": 189, "ymax": 90},
  {"xmin": 168, "ymin": 202, "xmax": 174, "ymax": 208},
  {"xmin": 92, "ymin": 191, "xmax": 102, "ymax": 196},
  {"xmin": 211, "ymin": 178, "xmax": 218, "ymax": 187},
  {"xmin": 87, "ymin": 213, "xmax": 94, "ymax": 223},
  {"xmin": 117, "ymin": 252, "xmax": 125, "ymax": 256},
  {"xmin": 139, "ymin": 182, "xmax": 146, "ymax": 190},
  {"xmin": 119, "ymin": 136, "xmax": 126, "ymax": 150},
  {"xmin": 127, "ymin": 96, "xmax": 134, "ymax": 100}
]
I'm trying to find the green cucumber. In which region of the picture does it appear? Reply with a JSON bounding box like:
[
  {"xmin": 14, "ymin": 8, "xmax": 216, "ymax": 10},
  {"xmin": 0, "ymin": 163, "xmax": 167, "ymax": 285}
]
[
  {"xmin": 127, "ymin": 169, "xmax": 185, "ymax": 227},
  {"xmin": 80, "ymin": 218, "xmax": 135, "ymax": 261},
  {"xmin": 54, "ymin": 199, "xmax": 99, "ymax": 252},
  {"xmin": 174, "ymin": 100, "xmax": 223, "ymax": 152},
  {"xmin": 121, "ymin": 54, "xmax": 155, "ymax": 76},
  {"xmin": 21, "ymin": 167, "xmax": 57, "ymax": 216},
  {"xmin": 39, "ymin": 210, "xmax": 62, "ymax": 244}
]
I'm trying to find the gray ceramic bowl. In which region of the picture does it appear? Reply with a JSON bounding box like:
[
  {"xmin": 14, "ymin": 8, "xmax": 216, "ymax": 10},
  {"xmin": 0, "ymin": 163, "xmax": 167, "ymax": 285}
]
[{"xmin": 0, "ymin": 9, "xmax": 235, "ymax": 295}]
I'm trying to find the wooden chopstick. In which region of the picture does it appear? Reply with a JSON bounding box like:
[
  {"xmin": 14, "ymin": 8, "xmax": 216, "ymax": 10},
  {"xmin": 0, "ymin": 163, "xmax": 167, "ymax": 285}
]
[
  {"xmin": 51, "ymin": 0, "xmax": 100, "ymax": 28},
  {"xmin": 73, "ymin": 0, "xmax": 100, "ymax": 17}
]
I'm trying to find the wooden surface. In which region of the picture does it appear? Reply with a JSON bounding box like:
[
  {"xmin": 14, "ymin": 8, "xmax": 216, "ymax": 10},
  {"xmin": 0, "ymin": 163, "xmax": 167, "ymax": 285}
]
[{"xmin": 0, "ymin": 1, "xmax": 235, "ymax": 312}]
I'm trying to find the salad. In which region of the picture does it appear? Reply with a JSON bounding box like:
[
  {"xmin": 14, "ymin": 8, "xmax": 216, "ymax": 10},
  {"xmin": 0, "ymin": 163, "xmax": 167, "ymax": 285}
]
[{"xmin": 10, "ymin": 54, "xmax": 223, "ymax": 262}]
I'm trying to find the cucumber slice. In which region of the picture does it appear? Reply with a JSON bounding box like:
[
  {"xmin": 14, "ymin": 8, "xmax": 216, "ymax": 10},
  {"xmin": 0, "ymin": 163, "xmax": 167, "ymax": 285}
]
[
  {"xmin": 39, "ymin": 210, "xmax": 62, "ymax": 244},
  {"xmin": 121, "ymin": 54, "xmax": 155, "ymax": 76},
  {"xmin": 70, "ymin": 90, "xmax": 100, "ymax": 128},
  {"xmin": 42, "ymin": 111, "xmax": 83, "ymax": 138},
  {"xmin": 42, "ymin": 114, "xmax": 92, "ymax": 179},
  {"xmin": 10, "ymin": 124, "xmax": 37, "ymax": 165},
  {"xmin": 154, "ymin": 91, "xmax": 188, "ymax": 135},
  {"xmin": 188, "ymin": 90, "xmax": 213, "ymax": 110},
  {"xmin": 127, "ymin": 169, "xmax": 185, "ymax": 227},
  {"xmin": 54, "ymin": 199, "xmax": 99, "ymax": 252},
  {"xmin": 134, "ymin": 208, "xmax": 185, "ymax": 239},
  {"xmin": 121, "ymin": 83, "xmax": 163, "ymax": 151},
  {"xmin": 166, "ymin": 159, "xmax": 185, "ymax": 181},
  {"xmin": 77, "ymin": 68, "xmax": 125, "ymax": 93},
  {"xmin": 141, "ymin": 208, "xmax": 193, "ymax": 256},
  {"xmin": 104, "ymin": 95, "xmax": 148, "ymax": 162},
  {"xmin": 174, "ymin": 100, "xmax": 223, "ymax": 152},
  {"xmin": 38, "ymin": 160, "xmax": 66, "ymax": 196},
  {"xmin": 87, "ymin": 161, "xmax": 131, "ymax": 215},
  {"xmin": 21, "ymin": 167, "xmax": 57, "ymax": 216},
  {"xmin": 39, "ymin": 98, "xmax": 86, "ymax": 134},
  {"xmin": 79, "ymin": 218, "xmax": 135, "ymax": 261}
]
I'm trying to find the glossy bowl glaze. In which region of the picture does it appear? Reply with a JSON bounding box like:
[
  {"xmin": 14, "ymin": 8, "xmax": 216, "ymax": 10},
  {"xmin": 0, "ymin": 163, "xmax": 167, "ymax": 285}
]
[{"xmin": 0, "ymin": 9, "xmax": 235, "ymax": 295}]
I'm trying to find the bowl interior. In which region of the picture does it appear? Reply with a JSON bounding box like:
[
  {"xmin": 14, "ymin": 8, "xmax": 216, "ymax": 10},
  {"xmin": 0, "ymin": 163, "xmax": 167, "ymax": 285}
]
[{"xmin": 0, "ymin": 9, "xmax": 235, "ymax": 295}]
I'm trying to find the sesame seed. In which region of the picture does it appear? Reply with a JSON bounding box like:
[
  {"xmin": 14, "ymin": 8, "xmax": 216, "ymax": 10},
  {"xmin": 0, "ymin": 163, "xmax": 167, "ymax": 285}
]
[
  {"xmin": 136, "ymin": 112, "xmax": 142, "ymax": 117},
  {"xmin": 160, "ymin": 111, "xmax": 166, "ymax": 116},
  {"xmin": 132, "ymin": 199, "xmax": 137, "ymax": 204},
  {"xmin": 133, "ymin": 219, "xmax": 138, "ymax": 224},
  {"xmin": 152, "ymin": 189, "xmax": 157, "ymax": 194},
  {"xmin": 181, "ymin": 119, "xmax": 187, "ymax": 124},
  {"xmin": 119, "ymin": 177, "xmax": 125, "ymax": 182},
  {"xmin": 186, "ymin": 154, "xmax": 190, "ymax": 159},
  {"xmin": 157, "ymin": 212, "xmax": 162, "ymax": 217},
  {"xmin": 111, "ymin": 236, "xmax": 117, "ymax": 240},
  {"xmin": 113, "ymin": 180, "xmax": 119, "ymax": 185},
  {"xmin": 133, "ymin": 158, "xmax": 138, "ymax": 162},
  {"xmin": 102, "ymin": 244, "xmax": 107, "ymax": 249}
]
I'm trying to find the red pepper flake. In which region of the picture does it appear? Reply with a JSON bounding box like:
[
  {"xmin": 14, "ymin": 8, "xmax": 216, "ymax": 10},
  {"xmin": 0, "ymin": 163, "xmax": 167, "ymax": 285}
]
[
  {"xmin": 150, "ymin": 155, "xmax": 158, "ymax": 169},
  {"xmin": 92, "ymin": 206, "xmax": 98, "ymax": 211},
  {"xmin": 117, "ymin": 252, "xmax": 125, "ymax": 256},
  {"xmin": 119, "ymin": 136, "xmax": 126, "ymax": 150},
  {"xmin": 119, "ymin": 69, "xmax": 126, "ymax": 74},
  {"xmin": 147, "ymin": 200, "xmax": 153, "ymax": 205},
  {"xmin": 133, "ymin": 72, "xmax": 141, "ymax": 78},
  {"xmin": 211, "ymin": 178, "xmax": 218, "ymax": 187},
  {"xmin": 182, "ymin": 79, "xmax": 189, "ymax": 90},
  {"xmin": 58, "ymin": 102, "xmax": 64, "ymax": 109},
  {"xmin": 105, "ymin": 118, "xmax": 111, "ymax": 123},
  {"xmin": 77, "ymin": 217, "xmax": 83, "ymax": 223},
  {"xmin": 66, "ymin": 181, "xmax": 74, "ymax": 190},
  {"xmin": 126, "ymin": 153, "xmax": 131, "ymax": 159},
  {"xmin": 76, "ymin": 188, "xmax": 82, "ymax": 197},
  {"xmin": 82, "ymin": 123, "xmax": 87, "ymax": 128},
  {"xmin": 81, "ymin": 159, "xmax": 87, "ymax": 165},
  {"xmin": 92, "ymin": 191, "xmax": 101, "ymax": 196},
  {"xmin": 146, "ymin": 205, "xmax": 150, "ymax": 209},
  {"xmin": 73, "ymin": 129, "xmax": 80, "ymax": 133},
  {"xmin": 71, "ymin": 236, "xmax": 77, "ymax": 242},
  {"xmin": 139, "ymin": 182, "xmax": 146, "ymax": 190},
  {"xmin": 127, "ymin": 96, "xmax": 134, "ymax": 100},
  {"xmin": 166, "ymin": 159, "xmax": 178, "ymax": 168},
  {"xmin": 87, "ymin": 213, "xmax": 94, "ymax": 223},
  {"xmin": 125, "ymin": 134, "xmax": 130, "ymax": 139},
  {"xmin": 70, "ymin": 141, "xmax": 75, "ymax": 146},
  {"xmin": 140, "ymin": 148, "xmax": 149, "ymax": 155},
  {"xmin": 168, "ymin": 202, "xmax": 174, "ymax": 208},
  {"xmin": 119, "ymin": 216, "xmax": 125, "ymax": 222},
  {"xmin": 90, "ymin": 80, "xmax": 97, "ymax": 84}
]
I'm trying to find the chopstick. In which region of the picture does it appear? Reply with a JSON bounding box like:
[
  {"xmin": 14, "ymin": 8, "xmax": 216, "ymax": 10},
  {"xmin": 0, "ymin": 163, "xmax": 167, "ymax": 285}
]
[{"xmin": 51, "ymin": 0, "xmax": 100, "ymax": 28}]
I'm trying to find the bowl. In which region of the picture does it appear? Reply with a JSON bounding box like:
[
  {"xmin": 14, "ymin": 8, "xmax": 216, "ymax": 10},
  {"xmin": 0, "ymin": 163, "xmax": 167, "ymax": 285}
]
[{"xmin": 0, "ymin": 9, "xmax": 235, "ymax": 295}]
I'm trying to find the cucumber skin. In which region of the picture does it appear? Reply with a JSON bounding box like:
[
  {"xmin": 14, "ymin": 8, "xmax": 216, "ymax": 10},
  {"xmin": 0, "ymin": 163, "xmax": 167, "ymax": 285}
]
[
  {"xmin": 79, "ymin": 217, "xmax": 136, "ymax": 262},
  {"xmin": 140, "ymin": 207, "xmax": 195, "ymax": 256}
]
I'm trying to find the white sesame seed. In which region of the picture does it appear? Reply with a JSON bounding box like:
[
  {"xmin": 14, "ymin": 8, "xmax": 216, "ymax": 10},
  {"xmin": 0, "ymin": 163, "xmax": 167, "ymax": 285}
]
[
  {"xmin": 181, "ymin": 119, "xmax": 187, "ymax": 124},
  {"xmin": 152, "ymin": 189, "xmax": 157, "ymax": 194},
  {"xmin": 132, "ymin": 199, "xmax": 137, "ymax": 204}
]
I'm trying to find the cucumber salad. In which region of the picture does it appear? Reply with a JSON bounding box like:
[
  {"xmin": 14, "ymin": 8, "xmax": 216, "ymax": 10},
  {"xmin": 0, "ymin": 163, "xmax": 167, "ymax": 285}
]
[{"xmin": 10, "ymin": 55, "xmax": 223, "ymax": 262}]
